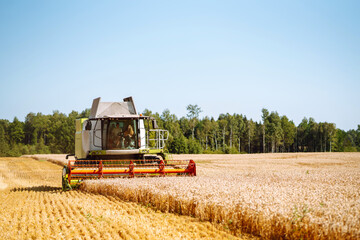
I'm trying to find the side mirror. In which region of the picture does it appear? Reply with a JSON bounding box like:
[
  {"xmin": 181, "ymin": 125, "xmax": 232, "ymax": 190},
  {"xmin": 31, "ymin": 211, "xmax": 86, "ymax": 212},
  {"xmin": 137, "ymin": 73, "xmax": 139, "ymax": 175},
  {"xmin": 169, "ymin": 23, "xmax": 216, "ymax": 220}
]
[
  {"xmin": 85, "ymin": 121, "xmax": 92, "ymax": 130},
  {"xmin": 152, "ymin": 119, "xmax": 158, "ymax": 129}
]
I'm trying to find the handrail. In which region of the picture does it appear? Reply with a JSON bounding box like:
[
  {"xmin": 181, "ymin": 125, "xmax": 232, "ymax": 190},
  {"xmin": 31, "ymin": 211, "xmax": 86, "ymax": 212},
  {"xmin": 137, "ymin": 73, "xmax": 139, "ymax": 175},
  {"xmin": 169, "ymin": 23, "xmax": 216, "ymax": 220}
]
[{"xmin": 146, "ymin": 129, "xmax": 169, "ymax": 149}]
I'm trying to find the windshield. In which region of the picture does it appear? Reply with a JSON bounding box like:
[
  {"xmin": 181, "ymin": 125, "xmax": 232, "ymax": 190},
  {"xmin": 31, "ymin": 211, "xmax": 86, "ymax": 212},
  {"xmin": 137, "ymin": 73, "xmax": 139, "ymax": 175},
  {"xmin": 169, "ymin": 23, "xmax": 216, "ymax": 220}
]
[{"xmin": 105, "ymin": 119, "xmax": 138, "ymax": 150}]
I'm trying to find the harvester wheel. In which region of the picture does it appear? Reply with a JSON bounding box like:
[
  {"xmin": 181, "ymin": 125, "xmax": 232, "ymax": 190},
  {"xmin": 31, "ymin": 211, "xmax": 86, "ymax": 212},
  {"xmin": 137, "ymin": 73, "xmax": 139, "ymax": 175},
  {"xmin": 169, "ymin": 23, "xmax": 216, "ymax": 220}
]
[{"xmin": 62, "ymin": 166, "xmax": 72, "ymax": 191}]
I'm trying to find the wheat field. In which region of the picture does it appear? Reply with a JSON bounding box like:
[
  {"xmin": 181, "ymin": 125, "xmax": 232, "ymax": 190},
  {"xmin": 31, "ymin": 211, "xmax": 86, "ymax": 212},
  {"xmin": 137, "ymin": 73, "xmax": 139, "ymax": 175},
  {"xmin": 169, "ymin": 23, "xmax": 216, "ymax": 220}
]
[
  {"xmin": 80, "ymin": 153, "xmax": 360, "ymax": 239},
  {"xmin": 0, "ymin": 157, "xmax": 246, "ymax": 240}
]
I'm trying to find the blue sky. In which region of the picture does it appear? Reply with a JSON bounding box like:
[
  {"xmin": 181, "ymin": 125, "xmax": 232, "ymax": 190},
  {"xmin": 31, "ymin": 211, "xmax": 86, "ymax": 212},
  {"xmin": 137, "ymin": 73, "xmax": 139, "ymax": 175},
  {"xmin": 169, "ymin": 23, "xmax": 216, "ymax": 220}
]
[{"xmin": 0, "ymin": 0, "xmax": 359, "ymax": 130}]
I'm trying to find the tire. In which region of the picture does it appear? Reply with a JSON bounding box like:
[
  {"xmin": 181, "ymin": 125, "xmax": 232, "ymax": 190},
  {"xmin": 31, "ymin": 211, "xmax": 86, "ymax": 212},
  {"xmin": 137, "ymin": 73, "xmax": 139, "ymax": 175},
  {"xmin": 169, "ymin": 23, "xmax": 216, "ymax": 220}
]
[{"xmin": 62, "ymin": 166, "xmax": 71, "ymax": 191}]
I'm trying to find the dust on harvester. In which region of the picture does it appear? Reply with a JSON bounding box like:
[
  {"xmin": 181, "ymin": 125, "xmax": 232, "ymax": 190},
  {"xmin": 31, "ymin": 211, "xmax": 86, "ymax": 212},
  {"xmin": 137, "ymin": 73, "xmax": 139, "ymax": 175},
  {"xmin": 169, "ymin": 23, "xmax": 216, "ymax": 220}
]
[{"xmin": 62, "ymin": 97, "xmax": 196, "ymax": 190}]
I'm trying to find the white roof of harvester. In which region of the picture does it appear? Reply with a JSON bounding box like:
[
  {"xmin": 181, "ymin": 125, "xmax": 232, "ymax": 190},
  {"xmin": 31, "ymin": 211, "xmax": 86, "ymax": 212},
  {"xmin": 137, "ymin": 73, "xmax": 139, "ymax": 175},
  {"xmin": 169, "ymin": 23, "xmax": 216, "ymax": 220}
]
[{"xmin": 89, "ymin": 97, "xmax": 139, "ymax": 119}]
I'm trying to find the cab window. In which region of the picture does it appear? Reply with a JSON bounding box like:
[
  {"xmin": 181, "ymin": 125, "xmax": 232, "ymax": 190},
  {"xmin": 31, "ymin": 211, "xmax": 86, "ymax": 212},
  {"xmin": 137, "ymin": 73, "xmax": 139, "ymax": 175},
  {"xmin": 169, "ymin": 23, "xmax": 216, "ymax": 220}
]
[{"xmin": 106, "ymin": 120, "xmax": 137, "ymax": 150}]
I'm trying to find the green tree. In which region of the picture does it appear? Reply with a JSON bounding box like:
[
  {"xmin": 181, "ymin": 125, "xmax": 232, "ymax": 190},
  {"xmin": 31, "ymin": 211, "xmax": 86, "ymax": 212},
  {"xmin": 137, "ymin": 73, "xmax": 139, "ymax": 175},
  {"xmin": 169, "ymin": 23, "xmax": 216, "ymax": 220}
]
[
  {"xmin": 161, "ymin": 109, "xmax": 179, "ymax": 136},
  {"xmin": 187, "ymin": 138, "xmax": 202, "ymax": 154},
  {"xmin": 261, "ymin": 108, "xmax": 269, "ymax": 153},
  {"xmin": 186, "ymin": 104, "xmax": 202, "ymax": 139},
  {"xmin": 226, "ymin": 114, "xmax": 236, "ymax": 149},
  {"xmin": 24, "ymin": 112, "xmax": 36, "ymax": 145},
  {"xmin": 179, "ymin": 117, "xmax": 192, "ymax": 139},
  {"xmin": 8, "ymin": 117, "xmax": 24, "ymax": 145},
  {"xmin": 245, "ymin": 118, "xmax": 255, "ymax": 153},
  {"xmin": 210, "ymin": 118, "xmax": 219, "ymax": 151},
  {"xmin": 201, "ymin": 117, "xmax": 212, "ymax": 151},
  {"xmin": 297, "ymin": 118, "xmax": 308, "ymax": 152},
  {"xmin": 281, "ymin": 116, "xmax": 296, "ymax": 152},
  {"xmin": 218, "ymin": 117, "xmax": 227, "ymax": 151},
  {"xmin": 235, "ymin": 114, "xmax": 245, "ymax": 153},
  {"xmin": 333, "ymin": 129, "xmax": 345, "ymax": 152},
  {"xmin": 356, "ymin": 125, "xmax": 360, "ymax": 150},
  {"xmin": 0, "ymin": 124, "xmax": 9, "ymax": 156},
  {"xmin": 168, "ymin": 135, "xmax": 188, "ymax": 154},
  {"xmin": 343, "ymin": 129, "xmax": 357, "ymax": 152},
  {"xmin": 79, "ymin": 108, "xmax": 91, "ymax": 118},
  {"xmin": 327, "ymin": 123, "xmax": 336, "ymax": 152},
  {"xmin": 267, "ymin": 112, "xmax": 282, "ymax": 153},
  {"xmin": 307, "ymin": 118, "xmax": 318, "ymax": 152}
]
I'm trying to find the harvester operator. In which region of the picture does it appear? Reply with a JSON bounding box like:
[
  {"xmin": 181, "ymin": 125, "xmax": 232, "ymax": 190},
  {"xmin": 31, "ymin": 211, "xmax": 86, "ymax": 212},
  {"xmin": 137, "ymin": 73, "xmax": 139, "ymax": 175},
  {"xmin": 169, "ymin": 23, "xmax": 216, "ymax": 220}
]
[
  {"xmin": 124, "ymin": 124, "xmax": 134, "ymax": 137},
  {"xmin": 110, "ymin": 122, "xmax": 122, "ymax": 148},
  {"xmin": 124, "ymin": 124, "xmax": 134, "ymax": 148}
]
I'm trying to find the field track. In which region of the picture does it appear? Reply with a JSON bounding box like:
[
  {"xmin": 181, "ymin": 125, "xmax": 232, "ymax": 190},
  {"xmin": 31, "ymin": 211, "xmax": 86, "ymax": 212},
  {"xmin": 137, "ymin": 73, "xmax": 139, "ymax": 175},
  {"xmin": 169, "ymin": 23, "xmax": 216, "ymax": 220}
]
[{"xmin": 0, "ymin": 157, "xmax": 245, "ymax": 240}]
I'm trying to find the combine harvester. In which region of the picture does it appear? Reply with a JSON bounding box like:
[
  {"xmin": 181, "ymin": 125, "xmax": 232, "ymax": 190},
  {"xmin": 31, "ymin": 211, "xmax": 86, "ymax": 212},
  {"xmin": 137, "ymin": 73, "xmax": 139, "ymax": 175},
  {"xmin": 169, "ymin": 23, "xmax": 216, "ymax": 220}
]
[{"xmin": 62, "ymin": 97, "xmax": 196, "ymax": 190}]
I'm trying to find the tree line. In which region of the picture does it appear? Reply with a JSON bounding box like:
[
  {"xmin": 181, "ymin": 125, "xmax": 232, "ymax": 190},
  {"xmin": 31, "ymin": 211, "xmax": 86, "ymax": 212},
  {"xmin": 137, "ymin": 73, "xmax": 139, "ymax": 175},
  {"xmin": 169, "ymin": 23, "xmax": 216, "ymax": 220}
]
[
  {"xmin": 146, "ymin": 106, "xmax": 360, "ymax": 154},
  {"xmin": 0, "ymin": 106, "xmax": 359, "ymax": 157},
  {"xmin": 0, "ymin": 109, "xmax": 89, "ymax": 157}
]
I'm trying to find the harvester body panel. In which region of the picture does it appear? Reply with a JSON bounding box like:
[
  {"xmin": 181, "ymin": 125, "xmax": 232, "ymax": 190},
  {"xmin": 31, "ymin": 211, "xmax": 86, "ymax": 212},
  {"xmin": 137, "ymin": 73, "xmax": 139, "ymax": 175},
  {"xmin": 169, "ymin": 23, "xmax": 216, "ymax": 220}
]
[{"xmin": 75, "ymin": 118, "xmax": 88, "ymax": 159}]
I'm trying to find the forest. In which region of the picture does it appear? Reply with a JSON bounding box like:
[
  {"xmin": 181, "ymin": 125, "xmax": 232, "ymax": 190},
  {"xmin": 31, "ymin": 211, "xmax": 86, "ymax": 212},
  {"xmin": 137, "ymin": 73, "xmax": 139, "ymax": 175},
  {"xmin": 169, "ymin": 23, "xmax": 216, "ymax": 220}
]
[{"xmin": 0, "ymin": 105, "xmax": 359, "ymax": 157}]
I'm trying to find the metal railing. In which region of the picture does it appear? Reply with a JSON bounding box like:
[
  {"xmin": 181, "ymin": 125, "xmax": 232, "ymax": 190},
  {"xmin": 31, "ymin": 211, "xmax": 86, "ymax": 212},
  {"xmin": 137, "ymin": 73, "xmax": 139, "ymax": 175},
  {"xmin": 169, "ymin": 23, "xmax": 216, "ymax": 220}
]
[{"xmin": 146, "ymin": 129, "xmax": 169, "ymax": 149}]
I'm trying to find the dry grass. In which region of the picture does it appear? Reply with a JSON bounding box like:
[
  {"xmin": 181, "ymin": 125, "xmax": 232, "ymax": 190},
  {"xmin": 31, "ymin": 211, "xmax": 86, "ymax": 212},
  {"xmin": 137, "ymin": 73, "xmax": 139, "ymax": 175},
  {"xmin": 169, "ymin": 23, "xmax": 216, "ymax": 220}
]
[
  {"xmin": 0, "ymin": 157, "xmax": 243, "ymax": 240},
  {"xmin": 80, "ymin": 153, "xmax": 360, "ymax": 239}
]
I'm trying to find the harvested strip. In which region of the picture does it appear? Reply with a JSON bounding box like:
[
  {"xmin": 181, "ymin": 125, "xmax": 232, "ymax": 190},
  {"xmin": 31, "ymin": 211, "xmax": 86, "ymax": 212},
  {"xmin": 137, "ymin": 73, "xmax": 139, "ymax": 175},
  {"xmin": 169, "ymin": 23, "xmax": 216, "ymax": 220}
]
[{"xmin": 0, "ymin": 157, "xmax": 247, "ymax": 240}]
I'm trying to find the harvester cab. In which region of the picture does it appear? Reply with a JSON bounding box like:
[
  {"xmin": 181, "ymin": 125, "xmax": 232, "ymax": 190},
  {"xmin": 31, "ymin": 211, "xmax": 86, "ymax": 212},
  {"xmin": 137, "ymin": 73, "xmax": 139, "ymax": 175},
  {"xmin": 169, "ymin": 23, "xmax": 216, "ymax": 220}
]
[{"xmin": 62, "ymin": 97, "xmax": 196, "ymax": 190}]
